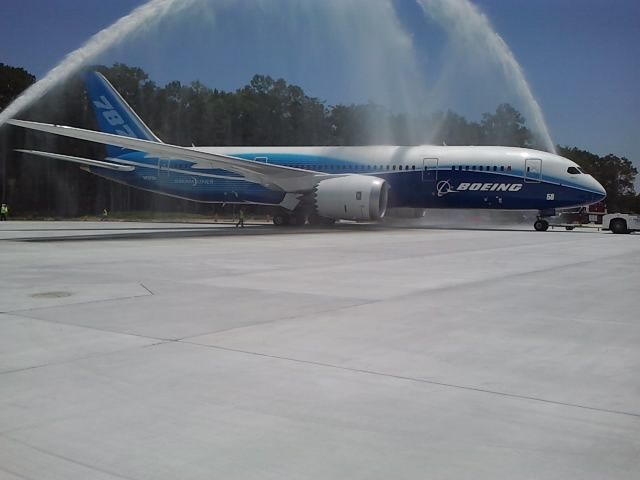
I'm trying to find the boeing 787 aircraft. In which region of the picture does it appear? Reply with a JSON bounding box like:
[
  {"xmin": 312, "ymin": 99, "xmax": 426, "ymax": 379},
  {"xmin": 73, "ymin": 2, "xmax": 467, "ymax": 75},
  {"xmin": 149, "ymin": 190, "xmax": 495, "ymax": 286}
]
[{"xmin": 9, "ymin": 72, "xmax": 606, "ymax": 230}]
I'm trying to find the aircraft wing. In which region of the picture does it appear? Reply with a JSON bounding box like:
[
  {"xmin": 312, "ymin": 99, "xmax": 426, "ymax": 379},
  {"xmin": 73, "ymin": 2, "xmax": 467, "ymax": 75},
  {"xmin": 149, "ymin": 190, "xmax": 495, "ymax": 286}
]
[
  {"xmin": 8, "ymin": 119, "xmax": 327, "ymax": 192},
  {"xmin": 16, "ymin": 149, "xmax": 135, "ymax": 172}
]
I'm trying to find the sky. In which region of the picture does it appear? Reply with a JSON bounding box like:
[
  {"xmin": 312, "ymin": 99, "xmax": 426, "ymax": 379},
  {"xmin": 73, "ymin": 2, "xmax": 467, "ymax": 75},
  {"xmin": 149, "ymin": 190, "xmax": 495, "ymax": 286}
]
[{"xmin": 1, "ymin": 0, "xmax": 639, "ymax": 181}]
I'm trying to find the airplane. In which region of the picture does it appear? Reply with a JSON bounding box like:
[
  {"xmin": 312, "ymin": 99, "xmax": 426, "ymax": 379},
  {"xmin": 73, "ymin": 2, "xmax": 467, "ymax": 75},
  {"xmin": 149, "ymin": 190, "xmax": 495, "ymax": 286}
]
[{"xmin": 8, "ymin": 71, "xmax": 606, "ymax": 231}]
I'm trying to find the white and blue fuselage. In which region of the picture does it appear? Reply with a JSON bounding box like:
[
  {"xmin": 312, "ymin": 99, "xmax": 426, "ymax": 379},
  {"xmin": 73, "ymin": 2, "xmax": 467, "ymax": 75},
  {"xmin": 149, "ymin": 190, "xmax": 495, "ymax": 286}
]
[{"xmin": 100, "ymin": 145, "xmax": 605, "ymax": 211}]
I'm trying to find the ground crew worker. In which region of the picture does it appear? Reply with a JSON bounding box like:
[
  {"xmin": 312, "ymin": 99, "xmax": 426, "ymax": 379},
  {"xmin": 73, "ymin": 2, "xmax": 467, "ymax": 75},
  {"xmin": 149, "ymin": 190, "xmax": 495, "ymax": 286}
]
[
  {"xmin": 101, "ymin": 208, "xmax": 108, "ymax": 221},
  {"xmin": 0, "ymin": 203, "xmax": 8, "ymax": 221},
  {"xmin": 235, "ymin": 208, "xmax": 245, "ymax": 228}
]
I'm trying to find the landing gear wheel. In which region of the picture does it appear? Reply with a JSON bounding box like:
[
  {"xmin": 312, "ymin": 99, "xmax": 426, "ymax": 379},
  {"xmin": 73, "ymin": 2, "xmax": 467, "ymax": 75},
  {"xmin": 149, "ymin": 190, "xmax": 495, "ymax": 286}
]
[
  {"xmin": 272, "ymin": 213, "xmax": 289, "ymax": 226},
  {"xmin": 308, "ymin": 214, "xmax": 322, "ymax": 226},
  {"xmin": 308, "ymin": 214, "xmax": 335, "ymax": 226},
  {"xmin": 534, "ymin": 219, "xmax": 549, "ymax": 231},
  {"xmin": 289, "ymin": 214, "xmax": 306, "ymax": 226},
  {"xmin": 610, "ymin": 219, "xmax": 628, "ymax": 234}
]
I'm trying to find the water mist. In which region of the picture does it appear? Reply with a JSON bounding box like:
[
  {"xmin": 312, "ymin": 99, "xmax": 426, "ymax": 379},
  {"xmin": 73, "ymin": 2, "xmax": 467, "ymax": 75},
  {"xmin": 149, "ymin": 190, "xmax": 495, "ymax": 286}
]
[
  {"xmin": 416, "ymin": 0, "xmax": 555, "ymax": 152},
  {"xmin": 0, "ymin": 0, "xmax": 203, "ymax": 127}
]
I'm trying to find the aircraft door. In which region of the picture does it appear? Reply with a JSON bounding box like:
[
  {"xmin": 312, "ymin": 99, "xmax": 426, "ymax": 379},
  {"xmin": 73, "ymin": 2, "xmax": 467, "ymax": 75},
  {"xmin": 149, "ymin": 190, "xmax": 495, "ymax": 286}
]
[
  {"xmin": 524, "ymin": 158, "xmax": 542, "ymax": 183},
  {"xmin": 158, "ymin": 159, "xmax": 170, "ymax": 178},
  {"xmin": 422, "ymin": 158, "xmax": 439, "ymax": 182}
]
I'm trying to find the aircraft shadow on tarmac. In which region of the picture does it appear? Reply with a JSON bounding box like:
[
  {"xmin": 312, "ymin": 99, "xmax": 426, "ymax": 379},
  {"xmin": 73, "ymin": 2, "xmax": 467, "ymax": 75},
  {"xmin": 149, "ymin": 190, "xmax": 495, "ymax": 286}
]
[{"xmin": 3, "ymin": 221, "xmax": 605, "ymax": 242}]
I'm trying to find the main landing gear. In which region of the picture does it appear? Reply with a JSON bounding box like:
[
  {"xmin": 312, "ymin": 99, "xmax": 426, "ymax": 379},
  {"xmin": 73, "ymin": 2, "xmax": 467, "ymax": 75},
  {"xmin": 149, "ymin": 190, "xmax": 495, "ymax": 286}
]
[
  {"xmin": 272, "ymin": 210, "xmax": 335, "ymax": 227},
  {"xmin": 272, "ymin": 212, "xmax": 305, "ymax": 226}
]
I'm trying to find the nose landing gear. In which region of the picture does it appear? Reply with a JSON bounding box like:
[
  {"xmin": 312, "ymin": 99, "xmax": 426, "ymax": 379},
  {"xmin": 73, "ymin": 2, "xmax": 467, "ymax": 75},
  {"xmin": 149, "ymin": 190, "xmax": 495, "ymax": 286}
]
[
  {"xmin": 534, "ymin": 218, "xmax": 549, "ymax": 231},
  {"xmin": 533, "ymin": 208, "xmax": 555, "ymax": 231}
]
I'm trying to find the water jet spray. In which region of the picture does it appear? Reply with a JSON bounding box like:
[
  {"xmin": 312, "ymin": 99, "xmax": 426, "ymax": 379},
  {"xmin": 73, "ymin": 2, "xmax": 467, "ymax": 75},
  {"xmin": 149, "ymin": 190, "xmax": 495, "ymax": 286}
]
[
  {"xmin": 0, "ymin": 0, "xmax": 203, "ymax": 128},
  {"xmin": 416, "ymin": 0, "xmax": 555, "ymax": 152}
]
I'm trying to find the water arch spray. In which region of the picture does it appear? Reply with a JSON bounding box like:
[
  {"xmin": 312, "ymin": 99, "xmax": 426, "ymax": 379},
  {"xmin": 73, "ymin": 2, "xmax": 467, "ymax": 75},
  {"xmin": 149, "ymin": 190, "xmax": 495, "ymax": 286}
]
[
  {"xmin": 0, "ymin": 0, "xmax": 202, "ymax": 127},
  {"xmin": 1, "ymin": 0, "xmax": 555, "ymax": 153}
]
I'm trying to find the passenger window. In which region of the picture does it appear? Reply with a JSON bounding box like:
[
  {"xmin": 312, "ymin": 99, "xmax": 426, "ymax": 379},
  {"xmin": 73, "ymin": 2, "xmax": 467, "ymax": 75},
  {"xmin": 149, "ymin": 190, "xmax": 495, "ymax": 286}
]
[
  {"xmin": 465, "ymin": 166, "xmax": 469, "ymax": 170},
  {"xmin": 507, "ymin": 166, "xmax": 511, "ymax": 171},
  {"xmin": 392, "ymin": 165, "xmax": 396, "ymax": 170},
  {"xmin": 472, "ymin": 166, "xmax": 476, "ymax": 170},
  {"xmin": 412, "ymin": 165, "xmax": 416, "ymax": 170},
  {"xmin": 479, "ymin": 166, "xmax": 483, "ymax": 171},
  {"xmin": 493, "ymin": 166, "xmax": 497, "ymax": 171},
  {"xmin": 500, "ymin": 166, "xmax": 504, "ymax": 171}
]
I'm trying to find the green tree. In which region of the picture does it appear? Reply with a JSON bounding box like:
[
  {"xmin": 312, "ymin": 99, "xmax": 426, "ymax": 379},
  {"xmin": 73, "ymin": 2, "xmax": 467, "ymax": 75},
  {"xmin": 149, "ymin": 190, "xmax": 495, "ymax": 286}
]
[
  {"xmin": 480, "ymin": 103, "xmax": 533, "ymax": 147},
  {"xmin": 430, "ymin": 110, "xmax": 482, "ymax": 146},
  {"xmin": 0, "ymin": 63, "xmax": 36, "ymax": 111},
  {"xmin": 1, "ymin": 64, "xmax": 37, "ymax": 204}
]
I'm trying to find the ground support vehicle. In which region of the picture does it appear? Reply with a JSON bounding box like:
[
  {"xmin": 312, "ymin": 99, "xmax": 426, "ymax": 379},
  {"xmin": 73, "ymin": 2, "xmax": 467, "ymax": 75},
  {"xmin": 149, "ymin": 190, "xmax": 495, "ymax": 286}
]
[{"xmin": 602, "ymin": 213, "xmax": 640, "ymax": 234}]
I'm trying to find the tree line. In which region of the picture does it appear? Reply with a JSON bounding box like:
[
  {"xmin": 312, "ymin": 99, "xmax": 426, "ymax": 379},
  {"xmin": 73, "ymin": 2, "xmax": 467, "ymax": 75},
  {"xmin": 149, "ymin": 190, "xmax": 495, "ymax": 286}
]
[{"xmin": 0, "ymin": 62, "xmax": 637, "ymax": 216}]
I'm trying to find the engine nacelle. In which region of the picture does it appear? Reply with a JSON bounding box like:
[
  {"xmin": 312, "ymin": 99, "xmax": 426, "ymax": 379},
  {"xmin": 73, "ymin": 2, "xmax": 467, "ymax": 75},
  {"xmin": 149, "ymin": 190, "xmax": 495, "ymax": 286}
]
[{"xmin": 314, "ymin": 175, "xmax": 389, "ymax": 221}]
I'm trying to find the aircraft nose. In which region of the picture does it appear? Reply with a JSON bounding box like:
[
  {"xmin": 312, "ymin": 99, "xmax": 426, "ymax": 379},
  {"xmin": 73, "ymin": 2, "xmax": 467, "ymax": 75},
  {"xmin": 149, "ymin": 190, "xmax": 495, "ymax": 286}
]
[
  {"xmin": 594, "ymin": 180, "xmax": 606, "ymax": 201},
  {"xmin": 588, "ymin": 178, "xmax": 607, "ymax": 203}
]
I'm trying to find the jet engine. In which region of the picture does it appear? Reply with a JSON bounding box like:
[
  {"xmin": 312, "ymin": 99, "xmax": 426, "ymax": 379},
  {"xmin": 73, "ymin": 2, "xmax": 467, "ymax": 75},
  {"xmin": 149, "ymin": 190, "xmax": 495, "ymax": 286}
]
[{"xmin": 313, "ymin": 175, "xmax": 389, "ymax": 221}]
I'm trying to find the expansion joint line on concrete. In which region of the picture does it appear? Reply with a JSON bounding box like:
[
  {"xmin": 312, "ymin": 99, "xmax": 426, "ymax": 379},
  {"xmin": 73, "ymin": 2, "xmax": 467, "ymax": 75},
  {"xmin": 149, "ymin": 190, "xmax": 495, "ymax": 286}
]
[
  {"xmin": 0, "ymin": 465, "xmax": 35, "ymax": 480},
  {"xmin": 139, "ymin": 283, "xmax": 154, "ymax": 295},
  {"xmin": 183, "ymin": 341, "xmax": 640, "ymax": 420},
  {"xmin": 1, "ymin": 433, "xmax": 138, "ymax": 480},
  {"xmin": 3, "ymin": 292, "xmax": 153, "ymax": 316},
  {"xmin": 0, "ymin": 340, "xmax": 172, "ymax": 377}
]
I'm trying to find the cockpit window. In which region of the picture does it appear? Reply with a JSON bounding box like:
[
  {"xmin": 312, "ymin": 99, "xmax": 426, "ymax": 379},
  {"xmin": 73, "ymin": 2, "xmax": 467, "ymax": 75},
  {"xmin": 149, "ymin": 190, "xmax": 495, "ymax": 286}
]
[{"xmin": 567, "ymin": 167, "xmax": 581, "ymax": 175}]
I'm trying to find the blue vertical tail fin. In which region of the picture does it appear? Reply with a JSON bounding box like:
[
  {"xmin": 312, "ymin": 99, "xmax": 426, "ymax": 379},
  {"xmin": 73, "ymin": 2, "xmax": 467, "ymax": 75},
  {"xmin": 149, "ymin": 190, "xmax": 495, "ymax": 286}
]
[{"xmin": 84, "ymin": 71, "xmax": 161, "ymax": 158}]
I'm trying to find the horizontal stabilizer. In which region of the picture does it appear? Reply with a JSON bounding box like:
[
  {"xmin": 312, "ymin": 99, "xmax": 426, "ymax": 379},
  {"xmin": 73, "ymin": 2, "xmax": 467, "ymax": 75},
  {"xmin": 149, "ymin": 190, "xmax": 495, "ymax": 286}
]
[{"xmin": 15, "ymin": 149, "xmax": 135, "ymax": 172}]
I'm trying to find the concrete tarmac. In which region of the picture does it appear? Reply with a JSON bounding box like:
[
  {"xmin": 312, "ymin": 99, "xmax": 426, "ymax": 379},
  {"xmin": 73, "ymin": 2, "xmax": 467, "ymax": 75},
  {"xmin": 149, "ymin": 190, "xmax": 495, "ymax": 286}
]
[{"xmin": 1, "ymin": 221, "xmax": 639, "ymax": 479}]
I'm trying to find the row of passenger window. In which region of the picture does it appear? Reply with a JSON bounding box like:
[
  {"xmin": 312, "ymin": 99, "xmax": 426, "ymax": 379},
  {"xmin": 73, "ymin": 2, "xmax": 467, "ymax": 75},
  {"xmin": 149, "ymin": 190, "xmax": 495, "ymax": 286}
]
[
  {"xmin": 451, "ymin": 165, "xmax": 512, "ymax": 172},
  {"xmin": 279, "ymin": 163, "xmax": 513, "ymax": 172},
  {"xmin": 288, "ymin": 164, "xmax": 418, "ymax": 171}
]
